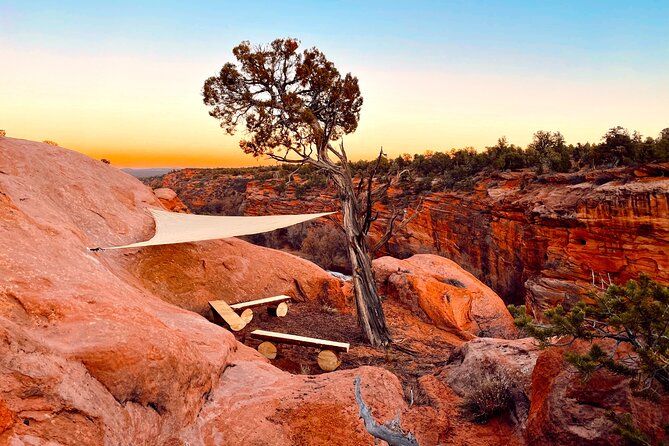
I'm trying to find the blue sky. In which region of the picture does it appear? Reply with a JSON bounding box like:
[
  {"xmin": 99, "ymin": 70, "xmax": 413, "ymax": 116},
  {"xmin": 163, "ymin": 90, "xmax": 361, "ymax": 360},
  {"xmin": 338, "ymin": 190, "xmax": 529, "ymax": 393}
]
[{"xmin": 1, "ymin": 0, "xmax": 667, "ymax": 166}]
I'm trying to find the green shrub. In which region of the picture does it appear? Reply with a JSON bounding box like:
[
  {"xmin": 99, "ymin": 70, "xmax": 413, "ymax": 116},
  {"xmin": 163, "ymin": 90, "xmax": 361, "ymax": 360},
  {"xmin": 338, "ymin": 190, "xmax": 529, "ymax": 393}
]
[{"xmin": 509, "ymin": 274, "xmax": 669, "ymax": 396}]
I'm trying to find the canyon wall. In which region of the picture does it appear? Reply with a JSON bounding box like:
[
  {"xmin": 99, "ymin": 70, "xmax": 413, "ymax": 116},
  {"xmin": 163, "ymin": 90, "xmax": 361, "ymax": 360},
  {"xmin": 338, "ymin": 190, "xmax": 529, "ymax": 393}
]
[
  {"xmin": 3, "ymin": 137, "xmax": 667, "ymax": 444},
  {"xmin": 155, "ymin": 165, "xmax": 669, "ymax": 311}
]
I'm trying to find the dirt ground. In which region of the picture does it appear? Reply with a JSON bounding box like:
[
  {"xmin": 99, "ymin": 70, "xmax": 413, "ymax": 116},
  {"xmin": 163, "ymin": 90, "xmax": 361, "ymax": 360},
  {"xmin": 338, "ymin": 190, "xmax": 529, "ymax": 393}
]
[
  {"xmin": 228, "ymin": 300, "xmax": 525, "ymax": 446},
  {"xmin": 234, "ymin": 300, "xmax": 465, "ymax": 384}
]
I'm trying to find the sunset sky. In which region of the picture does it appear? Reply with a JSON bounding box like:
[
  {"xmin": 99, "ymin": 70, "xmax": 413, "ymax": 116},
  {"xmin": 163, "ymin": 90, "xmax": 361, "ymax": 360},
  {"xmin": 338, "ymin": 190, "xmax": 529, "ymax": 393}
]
[{"xmin": 1, "ymin": 1, "xmax": 667, "ymax": 167}]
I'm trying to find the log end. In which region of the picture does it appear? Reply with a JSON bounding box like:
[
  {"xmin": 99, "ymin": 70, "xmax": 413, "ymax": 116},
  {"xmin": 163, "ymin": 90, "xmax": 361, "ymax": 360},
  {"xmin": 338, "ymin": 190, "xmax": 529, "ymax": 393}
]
[
  {"xmin": 258, "ymin": 341, "xmax": 278, "ymax": 359},
  {"xmin": 229, "ymin": 319, "xmax": 247, "ymax": 332},
  {"xmin": 240, "ymin": 308, "xmax": 254, "ymax": 323},
  {"xmin": 268, "ymin": 301, "xmax": 289, "ymax": 317},
  {"xmin": 317, "ymin": 349, "xmax": 341, "ymax": 371},
  {"xmin": 276, "ymin": 301, "xmax": 289, "ymax": 317}
]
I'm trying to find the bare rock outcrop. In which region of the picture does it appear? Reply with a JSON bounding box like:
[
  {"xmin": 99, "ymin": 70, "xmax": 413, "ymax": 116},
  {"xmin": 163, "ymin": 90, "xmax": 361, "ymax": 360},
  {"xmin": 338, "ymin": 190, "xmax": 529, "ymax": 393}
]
[
  {"xmin": 443, "ymin": 337, "xmax": 540, "ymax": 427},
  {"xmin": 196, "ymin": 362, "xmax": 408, "ymax": 445},
  {"xmin": 153, "ymin": 187, "xmax": 190, "ymax": 213},
  {"xmin": 0, "ymin": 138, "xmax": 240, "ymax": 444},
  {"xmin": 374, "ymin": 254, "xmax": 517, "ymax": 337},
  {"xmin": 155, "ymin": 166, "xmax": 669, "ymax": 313},
  {"xmin": 0, "ymin": 138, "xmax": 390, "ymax": 445},
  {"xmin": 525, "ymin": 346, "xmax": 669, "ymax": 446},
  {"xmin": 381, "ymin": 170, "xmax": 669, "ymax": 314},
  {"xmin": 121, "ymin": 237, "xmax": 350, "ymax": 316}
]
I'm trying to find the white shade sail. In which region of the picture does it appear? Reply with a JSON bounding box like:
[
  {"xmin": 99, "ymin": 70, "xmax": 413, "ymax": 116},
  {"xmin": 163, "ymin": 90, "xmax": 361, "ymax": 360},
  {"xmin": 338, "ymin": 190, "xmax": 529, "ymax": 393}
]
[{"xmin": 93, "ymin": 209, "xmax": 335, "ymax": 250}]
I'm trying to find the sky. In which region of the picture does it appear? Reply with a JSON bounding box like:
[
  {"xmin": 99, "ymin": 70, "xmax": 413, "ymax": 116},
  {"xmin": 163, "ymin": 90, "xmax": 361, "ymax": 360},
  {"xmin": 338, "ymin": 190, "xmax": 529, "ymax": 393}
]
[{"xmin": 1, "ymin": 1, "xmax": 667, "ymax": 167}]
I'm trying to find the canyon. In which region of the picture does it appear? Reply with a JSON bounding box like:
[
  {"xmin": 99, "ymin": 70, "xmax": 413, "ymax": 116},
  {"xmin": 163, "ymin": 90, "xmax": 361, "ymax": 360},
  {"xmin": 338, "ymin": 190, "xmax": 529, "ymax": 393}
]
[
  {"xmin": 151, "ymin": 163, "xmax": 669, "ymax": 314},
  {"xmin": 1, "ymin": 137, "xmax": 667, "ymax": 445}
]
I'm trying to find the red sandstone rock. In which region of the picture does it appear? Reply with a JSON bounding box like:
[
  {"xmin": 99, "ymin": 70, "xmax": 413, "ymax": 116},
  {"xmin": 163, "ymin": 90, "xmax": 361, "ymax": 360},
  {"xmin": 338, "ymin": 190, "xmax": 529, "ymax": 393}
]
[
  {"xmin": 157, "ymin": 166, "xmax": 669, "ymax": 315},
  {"xmin": 443, "ymin": 337, "xmax": 540, "ymax": 427},
  {"xmin": 0, "ymin": 138, "xmax": 384, "ymax": 445},
  {"xmin": 196, "ymin": 363, "xmax": 409, "ymax": 445},
  {"xmin": 373, "ymin": 254, "xmax": 517, "ymax": 338},
  {"xmin": 6, "ymin": 137, "xmax": 663, "ymax": 445},
  {"xmin": 0, "ymin": 138, "xmax": 241, "ymax": 444},
  {"xmin": 525, "ymin": 346, "xmax": 669, "ymax": 446},
  {"xmin": 119, "ymin": 237, "xmax": 350, "ymax": 316},
  {"xmin": 153, "ymin": 187, "xmax": 190, "ymax": 213}
]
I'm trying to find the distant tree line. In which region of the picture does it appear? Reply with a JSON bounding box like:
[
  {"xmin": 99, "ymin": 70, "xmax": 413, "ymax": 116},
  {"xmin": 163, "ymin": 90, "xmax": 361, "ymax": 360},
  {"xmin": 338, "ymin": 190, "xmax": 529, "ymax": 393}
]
[
  {"xmin": 148, "ymin": 126, "xmax": 668, "ymax": 203},
  {"xmin": 347, "ymin": 126, "xmax": 669, "ymax": 193},
  {"xmin": 158, "ymin": 126, "xmax": 668, "ymax": 197}
]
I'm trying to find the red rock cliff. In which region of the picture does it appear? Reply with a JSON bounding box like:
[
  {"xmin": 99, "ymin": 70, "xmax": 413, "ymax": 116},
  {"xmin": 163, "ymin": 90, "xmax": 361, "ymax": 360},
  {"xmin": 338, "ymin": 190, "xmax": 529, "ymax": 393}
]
[{"xmin": 155, "ymin": 166, "xmax": 669, "ymax": 312}]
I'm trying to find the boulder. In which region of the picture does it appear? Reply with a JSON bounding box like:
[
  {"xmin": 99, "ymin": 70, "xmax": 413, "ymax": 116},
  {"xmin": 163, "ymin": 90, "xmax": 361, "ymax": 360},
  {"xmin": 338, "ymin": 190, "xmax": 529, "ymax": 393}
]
[
  {"xmin": 153, "ymin": 187, "xmax": 190, "ymax": 213},
  {"xmin": 196, "ymin": 363, "xmax": 409, "ymax": 445},
  {"xmin": 374, "ymin": 254, "xmax": 517, "ymax": 337},
  {"xmin": 442, "ymin": 337, "xmax": 540, "ymax": 427}
]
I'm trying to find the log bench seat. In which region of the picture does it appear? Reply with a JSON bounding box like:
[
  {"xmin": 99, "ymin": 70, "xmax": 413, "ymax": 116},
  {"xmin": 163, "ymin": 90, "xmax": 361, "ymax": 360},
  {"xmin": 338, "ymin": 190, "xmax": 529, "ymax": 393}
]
[
  {"xmin": 209, "ymin": 295, "xmax": 291, "ymax": 331},
  {"xmin": 230, "ymin": 295, "xmax": 291, "ymax": 317},
  {"xmin": 209, "ymin": 300, "xmax": 249, "ymax": 332},
  {"xmin": 250, "ymin": 329, "xmax": 350, "ymax": 371}
]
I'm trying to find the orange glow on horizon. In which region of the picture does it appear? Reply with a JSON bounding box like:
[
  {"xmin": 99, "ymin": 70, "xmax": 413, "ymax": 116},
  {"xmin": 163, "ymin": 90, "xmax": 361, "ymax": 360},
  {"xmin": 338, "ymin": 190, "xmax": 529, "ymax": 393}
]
[
  {"xmin": 83, "ymin": 146, "xmax": 274, "ymax": 168},
  {"xmin": 2, "ymin": 44, "xmax": 667, "ymax": 168}
]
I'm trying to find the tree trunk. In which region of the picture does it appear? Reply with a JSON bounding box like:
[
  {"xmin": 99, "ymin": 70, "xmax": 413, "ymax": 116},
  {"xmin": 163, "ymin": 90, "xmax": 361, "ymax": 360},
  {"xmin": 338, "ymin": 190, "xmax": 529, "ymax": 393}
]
[{"xmin": 333, "ymin": 172, "xmax": 392, "ymax": 347}]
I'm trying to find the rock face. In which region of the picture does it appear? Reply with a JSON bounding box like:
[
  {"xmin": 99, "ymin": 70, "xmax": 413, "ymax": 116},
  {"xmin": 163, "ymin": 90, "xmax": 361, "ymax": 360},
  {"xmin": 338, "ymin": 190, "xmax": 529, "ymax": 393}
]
[
  {"xmin": 153, "ymin": 187, "xmax": 190, "ymax": 213},
  {"xmin": 0, "ymin": 138, "xmax": 394, "ymax": 445},
  {"xmin": 373, "ymin": 254, "xmax": 517, "ymax": 338},
  {"xmin": 153, "ymin": 166, "xmax": 669, "ymax": 313},
  {"xmin": 122, "ymin": 237, "xmax": 350, "ymax": 316},
  {"xmin": 525, "ymin": 346, "xmax": 669, "ymax": 446},
  {"xmin": 398, "ymin": 171, "xmax": 669, "ymax": 316},
  {"xmin": 443, "ymin": 337, "xmax": 540, "ymax": 427}
]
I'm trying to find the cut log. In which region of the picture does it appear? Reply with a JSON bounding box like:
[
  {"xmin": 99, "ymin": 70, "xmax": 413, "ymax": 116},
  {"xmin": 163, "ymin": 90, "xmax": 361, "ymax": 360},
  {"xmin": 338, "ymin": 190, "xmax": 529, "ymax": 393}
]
[
  {"xmin": 250, "ymin": 330, "xmax": 349, "ymax": 352},
  {"xmin": 230, "ymin": 295, "xmax": 291, "ymax": 311},
  {"xmin": 257, "ymin": 341, "xmax": 278, "ymax": 359},
  {"xmin": 240, "ymin": 308, "xmax": 254, "ymax": 324},
  {"xmin": 317, "ymin": 349, "xmax": 341, "ymax": 371},
  {"xmin": 208, "ymin": 300, "xmax": 247, "ymax": 331},
  {"xmin": 267, "ymin": 301, "xmax": 289, "ymax": 317}
]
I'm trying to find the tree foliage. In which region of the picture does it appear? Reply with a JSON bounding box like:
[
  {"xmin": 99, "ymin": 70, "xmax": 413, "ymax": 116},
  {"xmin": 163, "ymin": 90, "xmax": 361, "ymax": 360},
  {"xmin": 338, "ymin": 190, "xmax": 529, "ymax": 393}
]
[
  {"xmin": 527, "ymin": 130, "xmax": 571, "ymax": 173},
  {"xmin": 509, "ymin": 275, "xmax": 669, "ymax": 397},
  {"xmin": 203, "ymin": 38, "xmax": 362, "ymax": 165}
]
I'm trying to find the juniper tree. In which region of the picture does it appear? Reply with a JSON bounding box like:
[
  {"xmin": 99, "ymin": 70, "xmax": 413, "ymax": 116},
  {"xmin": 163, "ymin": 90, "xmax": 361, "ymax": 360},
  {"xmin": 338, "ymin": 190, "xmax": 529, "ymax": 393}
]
[{"xmin": 202, "ymin": 38, "xmax": 392, "ymax": 346}]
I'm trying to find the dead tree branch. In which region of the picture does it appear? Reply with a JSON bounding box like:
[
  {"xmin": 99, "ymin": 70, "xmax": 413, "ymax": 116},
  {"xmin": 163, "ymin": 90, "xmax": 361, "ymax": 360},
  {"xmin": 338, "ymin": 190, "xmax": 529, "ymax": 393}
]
[
  {"xmin": 371, "ymin": 197, "xmax": 424, "ymax": 254},
  {"xmin": 354, "ymin": 376, "xmax": 419, "ymax": 446}
]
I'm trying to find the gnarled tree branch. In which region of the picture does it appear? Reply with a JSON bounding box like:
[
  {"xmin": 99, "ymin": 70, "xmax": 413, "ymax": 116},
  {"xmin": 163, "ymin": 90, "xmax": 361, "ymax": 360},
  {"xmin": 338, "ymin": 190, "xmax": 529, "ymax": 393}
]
[{"xmin": 354, "ymin": 376, "xmax": 419, "ymax": 446}]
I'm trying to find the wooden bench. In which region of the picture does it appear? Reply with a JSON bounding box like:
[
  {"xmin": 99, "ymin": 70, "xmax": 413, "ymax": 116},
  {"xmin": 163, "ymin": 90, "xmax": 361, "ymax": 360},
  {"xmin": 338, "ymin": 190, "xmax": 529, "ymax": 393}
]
[
  {"xmin": 208, "ymin": 300, "xmax": 250, "ymax": 331},
  {"xmin": 250, "ymin": 329, "xmax": 350, "ymax": 371},
  {"xmin": 230, "ymin": 295, "xmax": 291, "ymax": 318}
]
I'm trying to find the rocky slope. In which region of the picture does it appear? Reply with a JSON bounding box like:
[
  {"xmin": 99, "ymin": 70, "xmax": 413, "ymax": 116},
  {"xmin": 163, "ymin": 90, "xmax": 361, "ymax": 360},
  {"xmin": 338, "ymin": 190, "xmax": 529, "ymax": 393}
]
[
  {"xmin": 3, "ymin": 137, "xmax": 666, "ymax": 445},
  {"xmin": 0, "ymin": 138, "xmax": 402, "ymax": 445},
  {"xmin": 153, "ymin": 165, "xmax": 669, "ymax": 313},
  {"xmin": 0, "ymin": 138, "xmax": 522, "ymax": 445}
]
